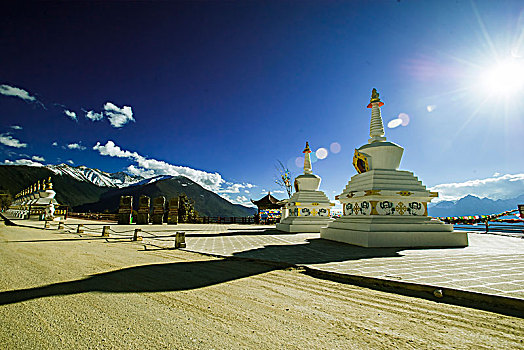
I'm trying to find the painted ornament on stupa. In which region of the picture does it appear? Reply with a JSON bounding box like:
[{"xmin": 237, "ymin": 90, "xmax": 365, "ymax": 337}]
[
  {"xmin": 276, "ymin": 142, "xmax": 334, "ymax": 233},
  {"xmin": 320, "ymin": 88, "xmax": 468, "ymax": 247}
]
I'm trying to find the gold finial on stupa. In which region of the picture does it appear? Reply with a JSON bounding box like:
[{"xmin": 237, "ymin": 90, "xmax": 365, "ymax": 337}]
[
  {"xmin": 370, "ymin": 88, "xmax": 380, "ymax": 103},
  {"xmin": 367, "ymin": 88, "xmax": 385, "ymax": 108},
  {"xmin": 46, "ymin": 176, "xmax": 53, "ymax": 190},
  {"xmin": 303, "ymin": 141, "xmax": 312, "ymax": 154}
]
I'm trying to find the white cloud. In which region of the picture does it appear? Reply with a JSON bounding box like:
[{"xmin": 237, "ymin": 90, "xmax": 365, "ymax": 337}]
[
  {"xmin": 427, "ymin": 105, "xmax": 436, "ymax": 112},
  {"xmin": 220, "ymin": 193, "xmax": 255, "ymax": 207},
  {"xmin": 32, "ymin": 155, "xmax": 45, "ymax": 161},
  {"xmin": 93, "ymin": 140, "xmax": 225, "ymax": 192},
  {"xmin": 103, "ymin": 102, "xmax": 134, "ymax": 128},
  {"xmin": 232, "ymin": 195, "xmax": 254, "ymax": 207},
  {"xmin": 219, "ymin": 182, "xmax": 256, "ymax": 194},
  {"xmin": 0, "ymin": 134, "xmax": 27, "ymax": 148},
  {"xmin": 93, "ymin": 140, "xmax": 138, "ymax": 158},
  {"xmin": 430, "ymin": 173, "xmax": 524, "ymax": 202},
  {"xmin": 272, "ymin": 190, "xmax": 286, "ymax": 194},
  {"xmin": 4, "ymin": 158, "xmax": 43, "ymax": 167},
  {"xmin": 126, "ymin": 164, "xmax": 155, "ymax": 178},
  {"xmin": 64, "ymin": 110, "xmax": 77, "ymax": 121},
  {"xmin": 0, "ymin": 84, "xmax": 36, "ymax": 102},
  {"xmin": 85, "ymin": 110, "xmax": 104, "ymax": 121},
  {"xmin": 67, "ymin": 143, "xmax": 86, "ymax": 150},
  {"xmin": 67, "ymin": 159, "xmax": 74, "ymax": 164},
  {"xmin": 52, "ymin": 141, "xmax": 58, "ymax": 146},
  {"xmin": 10, "ymin": 125, "xmax": 22, "ymax": 130}
]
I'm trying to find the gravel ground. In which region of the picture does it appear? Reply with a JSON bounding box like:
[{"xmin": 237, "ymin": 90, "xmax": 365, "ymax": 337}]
[{"xmin": 1, "ymin": 222, "xmax": 523, "ymax": 349}]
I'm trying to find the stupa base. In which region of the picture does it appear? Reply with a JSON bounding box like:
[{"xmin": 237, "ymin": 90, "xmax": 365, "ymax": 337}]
[
  {"xmin": 277, "ymin": 217, "xmax": 333, "ymax": 233},
  {"xmin": 320, "ymin": 216, "xmax": 468, "ymax": 248}
]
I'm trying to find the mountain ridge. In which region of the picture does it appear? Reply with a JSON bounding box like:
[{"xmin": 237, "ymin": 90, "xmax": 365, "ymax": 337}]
[
  {"xmin": 0, "ymin": 164, "xmax": 256, "ymax": 217},
  {"xmin": 46, "ymin": 163, "xmax": 144, "ymax": 188},
  {"xmin": 76, "ymin": 176, "xmax": 256, "ymax": 217},
  {"xmin": 428, "ymin": 194, "xmax": 524, "ymax": 217}
]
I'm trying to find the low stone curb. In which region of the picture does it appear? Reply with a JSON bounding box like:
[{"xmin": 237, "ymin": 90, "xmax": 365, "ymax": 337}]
[{"xmin": 183, "ymin": 247, "xmax": 524, "ymax": 319}]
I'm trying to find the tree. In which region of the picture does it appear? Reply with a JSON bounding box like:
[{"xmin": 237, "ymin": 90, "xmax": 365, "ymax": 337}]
[
  {"xmin": 274, "ymin": 160, "xmax": 293, "ymax": 198},
  {"xmin": 178, "ymin": 193, "xmax": 200, "ymax": 223},
  {"xmin": 0, "ymin": 191, "xmax": 12, "ymax": 212}
]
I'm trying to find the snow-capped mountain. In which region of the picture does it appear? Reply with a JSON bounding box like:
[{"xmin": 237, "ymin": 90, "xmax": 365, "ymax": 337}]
[
  {"xmin": 46, "ymin": 163, "xmax": 144, "ymax": 188},
  {"xmin": 131, "ymin": 174, "xmax": 175, "ymax": 187}
]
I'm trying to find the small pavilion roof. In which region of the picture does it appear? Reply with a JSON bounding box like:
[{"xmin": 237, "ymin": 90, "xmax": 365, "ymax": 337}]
[{"xmin": 251, "ymin": 192, "xmax": 281, "ymax": 209}]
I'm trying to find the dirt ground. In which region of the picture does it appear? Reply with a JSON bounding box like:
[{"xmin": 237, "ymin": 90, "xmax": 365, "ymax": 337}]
[{"xmin": 0, "ymin": 222, "xmax": 523, "ymax": 349}]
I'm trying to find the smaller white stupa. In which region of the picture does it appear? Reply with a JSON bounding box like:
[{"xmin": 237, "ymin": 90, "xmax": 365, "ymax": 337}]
[
  {"xmin": 38, "ymin": 177, "xmax": 57, "ymax": 220},
  {"xmin": 276, "ymin": 142, "xmax": 334, "ymax": 232}
]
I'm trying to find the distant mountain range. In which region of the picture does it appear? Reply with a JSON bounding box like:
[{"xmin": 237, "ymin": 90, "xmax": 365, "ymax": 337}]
[
  {"xmin": 428, "ymin": 194, "xmax": 524, "ymax": 217},
  {"xmin": 0, "ymin": 164, "xmax": 256, "ymax": 217},
  {"xmin": 76, "ymin": 175, "xmax": 256, "ymax": 217},
  {"xmin": 46, "ymin": 163, "xmax": 144, "ymax": 188},
  {"xmin": 2, "ymin": 163, "xmax": 521, "ymax": 218}
]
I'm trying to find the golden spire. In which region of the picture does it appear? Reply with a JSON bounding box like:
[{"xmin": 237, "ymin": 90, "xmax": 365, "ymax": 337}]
[
  {"xmin": 303, "ymin": 141, "xmax": 313, "ymax": 174},
  {"xmin": 46, "ymin": 176, "xmax": 53, "ymax": 190},
  {"xmin": 367, "ymin": 87, "xmax": 385, "ymax": 108},
  {"xmin": 367, "ymin": 88, "xmax": 386, "ymax": 143},
  {"xmin": 303, "ymin": 141, "xmax": 312, "ymax": 154},
  {"xmin": 370, "ymin": 88, "xmax": 381, "ymax": 103}
]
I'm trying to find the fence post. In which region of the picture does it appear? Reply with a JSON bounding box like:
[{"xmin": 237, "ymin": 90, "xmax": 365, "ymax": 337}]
[
  {"xmin": 44, "ymin": 220, "xmax": 50, "ymax": 229},
  {"xmin": 175, "ymin": 231, "xmax": 186, "ymax": 248},
  {"xmin": 133, "ymin": 228, "xmax": 142, "ymax": 241},
  {"xmin": 485, "ymin": 220, "xmax": 489, "ymax": 234},
  {"xmin": 77, "ymin": 224, "xmax": 84, "ymax": 233},
  {"xmin": 58, "ymin": 221, "xmax": 64, "ymax": 230},
  {"xmin": 102, "ymin": 225, "xmax": 110, "ymax": 237}
]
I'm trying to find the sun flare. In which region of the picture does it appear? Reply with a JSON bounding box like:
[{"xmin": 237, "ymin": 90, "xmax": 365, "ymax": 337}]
[{"xmin": 479, "ymin": 59, "xmax": 524, "ymax": 98}]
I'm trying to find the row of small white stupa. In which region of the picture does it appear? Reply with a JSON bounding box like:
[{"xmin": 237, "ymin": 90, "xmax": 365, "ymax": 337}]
[
  {"xmin": 277, "ymin": 89, "xmax": 468, "ymax": 248},
  {"xmin": 7, "ymin": 177, "xmax": 57, "ymax": 220}
]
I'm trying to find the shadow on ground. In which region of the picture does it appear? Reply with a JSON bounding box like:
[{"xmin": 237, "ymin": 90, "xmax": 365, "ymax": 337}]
[{"xmin": 0, "ymin": 233, "xmax": 403, "ymax": 305}]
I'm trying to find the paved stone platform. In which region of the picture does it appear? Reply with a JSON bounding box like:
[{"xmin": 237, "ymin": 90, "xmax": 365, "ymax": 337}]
[
  {"xmin": 3, "ymin": 215, "xmax": 524, "ymax": 302},
  {"xmin": 186, "ymin": 230, "xmax": 524, "ymax": 300}
]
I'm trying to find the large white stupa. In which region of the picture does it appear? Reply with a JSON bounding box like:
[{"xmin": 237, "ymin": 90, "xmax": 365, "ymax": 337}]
[
  {"xmin": 320, "ymin": 89, "xmax": 468, "ymax": 247},
  {"xmin": 276, "ymin": 142, "xmax": 334, "ymax": 232}
]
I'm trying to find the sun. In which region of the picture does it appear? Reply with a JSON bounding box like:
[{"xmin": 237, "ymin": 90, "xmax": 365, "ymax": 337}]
[{"xmin": 479, "ymin": 58, "xmax": 524, "ymax": 98}]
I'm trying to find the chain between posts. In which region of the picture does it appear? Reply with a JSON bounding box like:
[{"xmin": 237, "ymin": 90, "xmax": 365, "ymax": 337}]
[{"xmin": 49, "ymin": 222, "xmax": 185, "ymax": 246}]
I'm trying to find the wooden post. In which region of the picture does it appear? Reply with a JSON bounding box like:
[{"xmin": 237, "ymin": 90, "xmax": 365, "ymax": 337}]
[
  {"xmin": 102, "ymin": 225, "xmax": 110, "ymax": 237},
  {"xmin": 77, "ymin": 224, "xmax": 84, "ymax": 233},
  {"xmin": 133, "ymin": 228, "xmax": 142, "ymax": 241},
  {"xmin": 58, "ymin": 221, "xmax": 64, "ymax": 229},
  {"xmin": 485, "ymin": 220, "xmax": 489, "ymax": 234},
  {"xmin": 44, "ymin": 220, "xmax": 50, "ymax": 229},
  {"xmin": 175, "ymin": 231, "xmax": 186, "ymax": 248}
]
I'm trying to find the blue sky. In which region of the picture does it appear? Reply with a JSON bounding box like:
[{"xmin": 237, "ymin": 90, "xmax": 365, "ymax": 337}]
[{"xmin": 1, "ymin": 1, "xmax": 523, "ymax": 207}]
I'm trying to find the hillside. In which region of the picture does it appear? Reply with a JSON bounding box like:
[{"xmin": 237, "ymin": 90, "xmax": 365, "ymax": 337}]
[
  {"xmin": 0, "ymin": 165, "xmax": 256, "ymax": 217},
  {"xmin": 75, "ymin": 176, "xmax": 256, "ymax": 217},
  {"xmin": 0, "ymin": 165, "xmax": 108, "ymax": 207}
]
